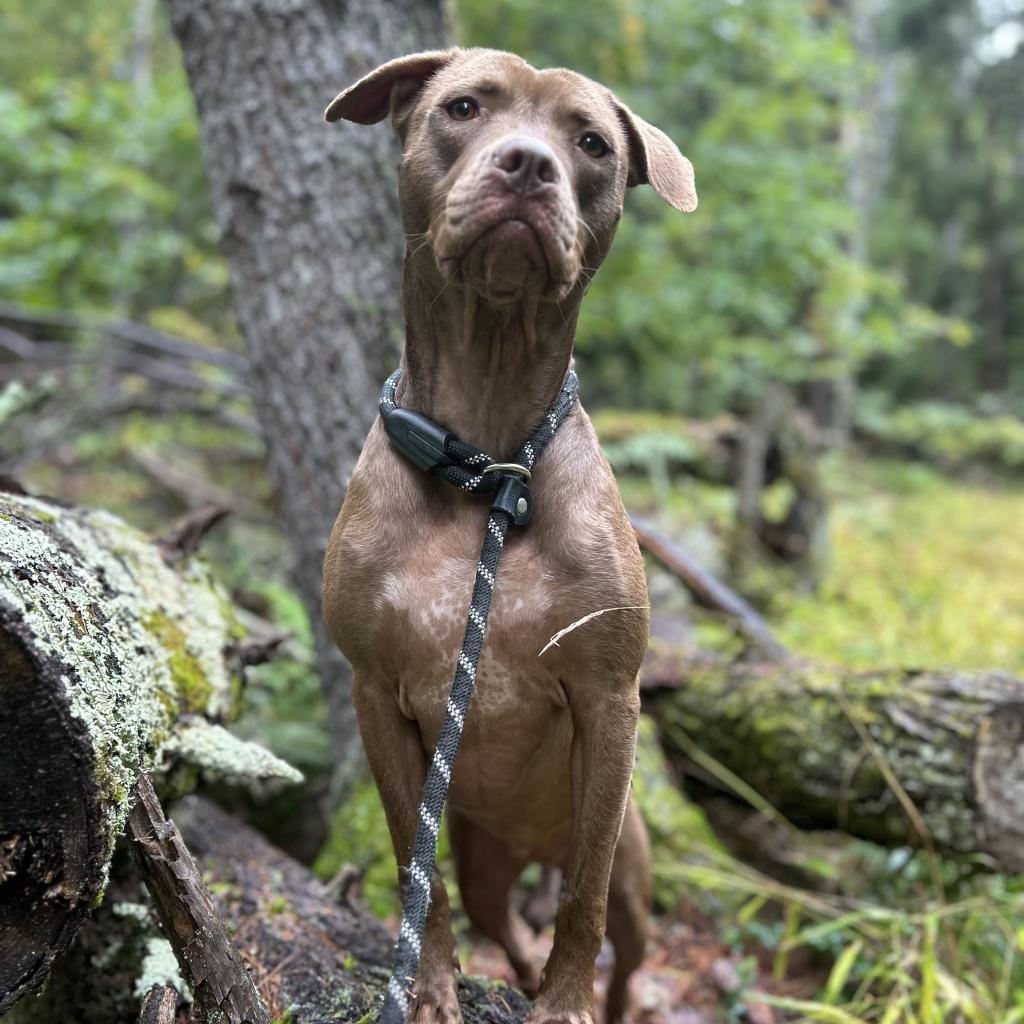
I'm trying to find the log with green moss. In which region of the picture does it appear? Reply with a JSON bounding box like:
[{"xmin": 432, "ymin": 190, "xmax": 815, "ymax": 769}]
[
  {"xmin": 643, "ymin": 654, "xmax": 1024, "ymax": 870},
  {"xmin": 0, "ymin": 489, "xmax": 299, "ymax": 1014}
]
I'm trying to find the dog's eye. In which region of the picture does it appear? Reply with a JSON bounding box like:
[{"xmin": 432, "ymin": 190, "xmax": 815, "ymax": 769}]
[
  {"xmin": 447, "ymin": 97, "xmax": 480, "ymax": 122},
  {"xmin": 579, "ymin": 132, "xmax": 610, "ymax": 158}
]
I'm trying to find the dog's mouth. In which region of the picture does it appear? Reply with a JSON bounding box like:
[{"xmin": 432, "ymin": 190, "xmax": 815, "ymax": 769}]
[
  {"xmin": 435, "ymin": 200, "xmax": 580, "ymax": 302},
  {"xmin": 458, "ymin": 218, "xmax": 548, "ymax": 298}
]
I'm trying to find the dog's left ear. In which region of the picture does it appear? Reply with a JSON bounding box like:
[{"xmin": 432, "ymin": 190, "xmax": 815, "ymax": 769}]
[
  {"xmin": 613, "ymin": 99, "xmax": 698, "ymax": 213},
  {"xmin": 325, "ymin": 49, "xmax": 457, "ymax": 125}
]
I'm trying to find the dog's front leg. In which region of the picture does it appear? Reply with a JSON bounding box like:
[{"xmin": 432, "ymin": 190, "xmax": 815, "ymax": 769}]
[
  {"xmin": 352, "ymin": 673, "xmax": 462, "ymax": 1024},
  {"xmin": 529, "ymin": 680, "xmax": 641, "ymax": 1024}
]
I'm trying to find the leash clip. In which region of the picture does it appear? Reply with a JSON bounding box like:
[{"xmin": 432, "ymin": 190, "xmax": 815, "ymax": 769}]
[{"xmin": 485, "ymin": 465, "xmax": 534, "ymax": 527}]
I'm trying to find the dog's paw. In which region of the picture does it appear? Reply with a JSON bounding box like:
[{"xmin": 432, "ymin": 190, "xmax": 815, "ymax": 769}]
[
  {"xmin": 409, "ymin": 980, "xmax": 463, "ymax": 1024},
  {"xmin": 525, "ymin": 1000, "xmax": 594, "ymax": 1024}
]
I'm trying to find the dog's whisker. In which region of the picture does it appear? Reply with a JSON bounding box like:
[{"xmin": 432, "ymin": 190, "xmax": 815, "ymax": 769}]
[{"xmin": 576, "ymin": 215, "xmax": 599, "ymax": 248}]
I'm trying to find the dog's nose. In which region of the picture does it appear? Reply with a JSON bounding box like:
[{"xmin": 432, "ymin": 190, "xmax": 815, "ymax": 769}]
[{"xmin": 493, "ymin": 138, "xmax": 559, "ymax": 191}]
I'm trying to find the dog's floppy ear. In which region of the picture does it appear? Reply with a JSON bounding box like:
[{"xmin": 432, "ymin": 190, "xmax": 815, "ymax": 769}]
[
  {"xmin": 613, "ymin": 99, "xmax": 698, "ymax": 213},
  {"xmin": 325, "ymin": 49, "xmax": 456, "ymax": 125}
]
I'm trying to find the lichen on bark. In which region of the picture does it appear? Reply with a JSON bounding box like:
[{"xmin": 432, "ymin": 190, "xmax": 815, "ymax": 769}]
[
  {"xmin": 0, "ymin": 492, "xmax": 240, "ymax": 863},
  {"xmin": 0, "ymin": 490, "xmax": 295, "ymax": 1013}
]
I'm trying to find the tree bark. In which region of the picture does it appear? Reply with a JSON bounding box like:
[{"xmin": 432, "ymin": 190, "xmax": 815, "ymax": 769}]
[
  {"xmin": 128, "ymin": 775, "xmax": 269, "ymax": 1024},
  {"xmin": 162, "ymin": 0, "xmax": 447, "ymax": 785},
  {"xmin": 642, "ymin": 653, "xmax": 1024, "ymax": 870},
  {"xmin": 0, "ymin": 489, "xmax": 298, "ymax": 1013},
  {"xmin": 175, "ymin": 797, "xmax": 529, "ymax": 1024}
]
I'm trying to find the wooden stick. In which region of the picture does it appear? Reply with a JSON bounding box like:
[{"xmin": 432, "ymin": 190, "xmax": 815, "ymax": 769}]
[
  {"xmin": 138, "ymin": 985, "xmax": 180, "ymax": 1024},
  {"xmin": 630, "ymin": 512, "xmax": 789, "ymax": 661},
  {"xmin": 127, "ymin": 775, "xmax": 269, "ymax": 1024},
  {"xmin": 156, "ymin": 504, "xmax": 232, "ymax": 566}
]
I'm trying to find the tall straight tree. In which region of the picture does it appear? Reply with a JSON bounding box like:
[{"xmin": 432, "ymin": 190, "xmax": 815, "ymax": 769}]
[{"xmin": 164, "ymin": 0, "xmax": 446, "ymax": 789}]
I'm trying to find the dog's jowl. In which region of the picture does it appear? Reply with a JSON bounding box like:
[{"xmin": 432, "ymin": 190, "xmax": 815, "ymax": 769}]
[{"xmin": 322, "ymin": 48, "xmax": 697, "ymax": 1024}]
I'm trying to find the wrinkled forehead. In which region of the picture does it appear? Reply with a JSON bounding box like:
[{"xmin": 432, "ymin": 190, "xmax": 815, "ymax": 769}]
[{"xmin": 420, "ymin": 49, "xmax": 623, "ymax": 136}]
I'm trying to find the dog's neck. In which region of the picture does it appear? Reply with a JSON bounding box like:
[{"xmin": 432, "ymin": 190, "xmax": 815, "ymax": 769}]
[{"xmin": 397, "ymin": 264, "xmax": 582, "ymax": 460}]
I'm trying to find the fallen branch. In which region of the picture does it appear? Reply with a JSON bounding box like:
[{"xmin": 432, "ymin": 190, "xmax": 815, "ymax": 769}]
[
  {"xmin": 631, "ymin": 513, "xmax": 789, "ymax": 660},
  {"xmin": 138, "ymin": 984, "xmax": 181, "ymax": 1024},
  {"xmin": 0, "ymin": 301, "xmax": 248, "ymax": 374},
  {"xmin": 128, "ymin": 775, "xmax": 269, "ymax": 1024}
]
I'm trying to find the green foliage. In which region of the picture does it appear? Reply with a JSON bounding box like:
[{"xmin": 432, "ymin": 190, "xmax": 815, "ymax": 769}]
[
  {"xmin": 0, "ymin": 2, "xmax": 228, "ymax": 323},
  {"xmin": 856, "ymin": 395, "xmax": 1024, "ymax": 473},
  {"xmin": 865, "ymin": 0, "xmax": 1024, "ymax": 402}
]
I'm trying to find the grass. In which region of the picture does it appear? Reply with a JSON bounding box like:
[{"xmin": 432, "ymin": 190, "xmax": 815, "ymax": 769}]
[{"xmin": 774, "ymin": 456, "xmax": 1024, "ymax": 674}]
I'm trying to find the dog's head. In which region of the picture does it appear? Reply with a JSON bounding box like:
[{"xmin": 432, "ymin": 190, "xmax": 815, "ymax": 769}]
[{"xmin": 327, "ymin": 48, "xmax": 696, "ymax": 305}]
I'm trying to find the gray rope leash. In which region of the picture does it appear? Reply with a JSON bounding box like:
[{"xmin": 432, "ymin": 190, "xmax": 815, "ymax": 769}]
[{"xmin": 377, "ymin": 368, "xmax": 579, "ymax": 1024}]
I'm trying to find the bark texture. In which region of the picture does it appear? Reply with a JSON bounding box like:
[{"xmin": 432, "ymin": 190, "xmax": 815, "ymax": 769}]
[
  {"xmin": 175, "ymin": 797, "xmax": 529, "ymax": 1024},
  {"xmin": 0, "ymin": 490, "xmax": 297, "ymax": 1013},
  {"xmin": 163, "ymin": 0, "xmax": 447, "ymax": 779},
  {"xmin": 128, "ymin": 775, "xmax": 268, "ymax": 1024},
  {"xmin": 643, "ymin": 653, "xmax": 1024, "ymax": 869}
]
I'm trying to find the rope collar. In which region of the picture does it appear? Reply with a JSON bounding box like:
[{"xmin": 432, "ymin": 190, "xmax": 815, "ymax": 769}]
[
  {"xmin": 380, "ymin": 367, "xmax": 579, "ymax": 526},
  {"xmin": 376, "ymin": 366, "xmax": 578, "ymax": 1023}
]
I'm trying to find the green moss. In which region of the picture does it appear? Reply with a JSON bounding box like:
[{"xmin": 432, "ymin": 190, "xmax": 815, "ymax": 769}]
[
  {"xmin": 314, "ymin": 777, "xmax": 401, "ymax": 920},
  {"xmin": 775, "ymin": 456, "xmax": 1024, "ymax": 673},
  {"xmin": 142, "ymin": 609, "xmax": 214, "ymax": 713},
  {"xmin": 266, "ymin": 895, "xmax": 292, "ymax": 916}
]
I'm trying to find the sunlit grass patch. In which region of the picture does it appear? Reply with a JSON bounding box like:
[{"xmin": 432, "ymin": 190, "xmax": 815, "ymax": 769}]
[{"xmin": 775, "ymin": 456, "xmax": 1024, "ymax": 674}]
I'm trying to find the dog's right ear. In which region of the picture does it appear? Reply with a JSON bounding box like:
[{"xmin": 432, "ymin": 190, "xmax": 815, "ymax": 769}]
[{"xmin": 325, "ymin": 50, "xmax": 457, "ymax": 125}]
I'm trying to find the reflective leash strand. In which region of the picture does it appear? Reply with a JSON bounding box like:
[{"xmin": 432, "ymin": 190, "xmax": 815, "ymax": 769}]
[{"xmin": 377, "ymin": 367, "xmax": 579, "ymax": 1023}]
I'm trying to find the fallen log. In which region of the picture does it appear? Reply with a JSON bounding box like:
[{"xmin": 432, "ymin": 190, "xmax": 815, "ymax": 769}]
[
  {"xmin": 10, "ymin": 796, "xmax": 530, "ymax": 1024},
  {"xmin": 642, "ymin": 652, "xmax": 1024, "ymax": 870},
  {"xmin": 0, "ymin": 490, "xmax": 298, "ymax": 1013},
  {"xmin": 175, "ymin": 798, "xmax": 529, "ymax": 1024}
]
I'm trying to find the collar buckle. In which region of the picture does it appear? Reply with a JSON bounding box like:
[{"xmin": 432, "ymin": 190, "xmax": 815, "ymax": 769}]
[{"xmin": 491, "ymin": 474, "xmax": 533, "ymax": 527}]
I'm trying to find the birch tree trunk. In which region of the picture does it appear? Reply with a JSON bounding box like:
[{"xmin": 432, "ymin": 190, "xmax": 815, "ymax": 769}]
[{"xmin": 162, "ymin": 0, "xmax": 446, "ymax": 783}]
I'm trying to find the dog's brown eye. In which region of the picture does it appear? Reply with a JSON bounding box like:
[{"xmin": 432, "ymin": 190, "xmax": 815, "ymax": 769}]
[
  {"xmin": 579, "ymin": 132, "xmax": 610, "ymax": 158},
  {"xmin": 447, "ymin": 97, "xmax": 480, "ymax": 122}
]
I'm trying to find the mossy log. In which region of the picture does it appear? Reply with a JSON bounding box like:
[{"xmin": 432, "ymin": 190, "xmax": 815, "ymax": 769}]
[
  {"xmin": 643, "ymin": 654, "xmax": 1024, "ymax": 870},
  {"xmin": 0, "ymin": 490, "xmax": 298, "ymax": 1013}
]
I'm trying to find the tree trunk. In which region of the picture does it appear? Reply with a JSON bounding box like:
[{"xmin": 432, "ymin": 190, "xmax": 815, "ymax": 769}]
[
  {"xmin": 642, "ymin": 653, "xmax": 1024, "ymax": 870},
  {"xmin": 162, "ymin": 0, "xmax": 447, "ymax": 787},
  {"xmin": 0, "ymin": 490, "xmax": 297, "ymax": 1013}
]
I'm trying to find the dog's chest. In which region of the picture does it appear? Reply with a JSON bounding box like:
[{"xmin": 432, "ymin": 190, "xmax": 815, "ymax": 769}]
[{"xmin": 370, "ymin": 536, "xmax": 567, "ymax": 720}]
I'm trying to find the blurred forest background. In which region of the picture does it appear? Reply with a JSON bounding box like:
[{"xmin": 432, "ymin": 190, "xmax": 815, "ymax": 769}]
[{"xmin": 3, "ymin": 0, "xmax": 1024, "ymax": 1021}]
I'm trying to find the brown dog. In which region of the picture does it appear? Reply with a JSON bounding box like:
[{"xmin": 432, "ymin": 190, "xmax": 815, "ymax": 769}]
[{"xmin": 322, "ymin": 48, "xmax": 697, "ymax": 1024}]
